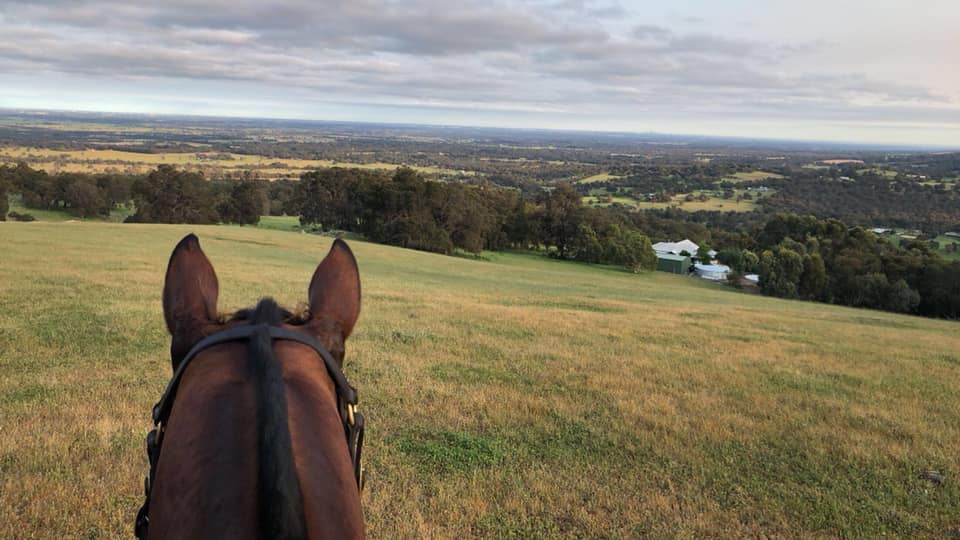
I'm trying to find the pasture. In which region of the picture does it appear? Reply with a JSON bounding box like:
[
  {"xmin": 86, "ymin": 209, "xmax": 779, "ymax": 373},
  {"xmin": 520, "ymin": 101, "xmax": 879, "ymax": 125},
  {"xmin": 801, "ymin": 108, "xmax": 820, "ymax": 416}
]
[
  {"xmin": 1, "ymin": 222, "xmax": 959, "ymax": 537},
  {"xmin": 577, "ymin": 172, "xmax": 624, "ymax": 184},
  {"xmin": 0, "ymin": 146, "xmax": 462, "ymax": 179},
  {"xmin": 721, "ymin": 171, "xmax": 784, "ymax": 183},
  {"xmin": 633, "ymin": 193, "xmax": 758, "ymax": 212}
]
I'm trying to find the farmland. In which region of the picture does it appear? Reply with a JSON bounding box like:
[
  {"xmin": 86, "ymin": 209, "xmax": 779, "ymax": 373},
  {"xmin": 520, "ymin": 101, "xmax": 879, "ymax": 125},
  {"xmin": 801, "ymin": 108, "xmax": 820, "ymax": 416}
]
[
  {"xmin": 721, "ymin": 171, "xmax": 784, "ymax": 182},
  {"xmin": 584, "ymin": 190, "xmax": 762, "ymax": 212},
  {"xmin": 0, "ymin": 146, "xmax": 460, "ymax": 179},
  {"xmin": 1, "ymin": 220, "xmax": 958, "ymax": 537},
  {"xmin": 577, "ymin": 172, "xmax": 624, "ymax": 184}
]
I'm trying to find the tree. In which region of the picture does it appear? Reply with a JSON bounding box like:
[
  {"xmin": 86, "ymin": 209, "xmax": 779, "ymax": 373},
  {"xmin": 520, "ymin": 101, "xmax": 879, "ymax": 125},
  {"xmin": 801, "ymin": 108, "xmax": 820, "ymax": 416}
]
[
  {"xmin": 759, "ymin": 246, "xmax": 803, "ymax": 298},
  {"xmin": 798, "ymin": 252, "xmax": 828, "ymax": 300},
  {"xmin": 128, "ymin": 165, "xmax": 217, "ymax": 224},
  {"xmin": 696, "ymin": 244, "xmax": 712, "ymax": 263},
  {"xmin": 0, "ymin": 168, "xmax": 8, "ymax": 221},
  {"xmin": 505, "ymin": 196, "xmax": 531, "ymax": 248},
  {"xmin": 886, "ymin": 279, "xmax": 920, "ymax": 313},
  {"xmin": 64, "ymin": 178, "xmax": 108, "ymax": 218},
  {"xmin": 542, "ymin": 183, "xmax": 583, "ymax": 258},
  {"xmin": 218, "ymin": 180, "xmax": 266, "ymax": 225},
  {"xmin": 571, "ymin": 224, "xmax": 603, "ymax": 263},
  {"xmin": 619, "ymin": 230, "xmax": 657, "ymax": 273},
  {"xmin": 716, "ymin": 249, "xmax": 744, "ymax": 272}
]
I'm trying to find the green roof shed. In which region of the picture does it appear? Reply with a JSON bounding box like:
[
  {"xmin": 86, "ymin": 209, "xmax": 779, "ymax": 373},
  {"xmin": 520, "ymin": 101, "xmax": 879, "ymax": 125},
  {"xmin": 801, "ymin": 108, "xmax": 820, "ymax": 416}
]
[{"xmin": 656, "ymin": 253, "xmax": 691, "ymax": 275}]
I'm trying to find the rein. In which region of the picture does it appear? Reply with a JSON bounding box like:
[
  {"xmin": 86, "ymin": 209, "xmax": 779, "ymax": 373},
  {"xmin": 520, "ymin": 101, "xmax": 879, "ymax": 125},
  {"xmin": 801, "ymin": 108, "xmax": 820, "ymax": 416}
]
[{"xmin": 135, "ymin": 324, "xmax": 365, "ymax": 539}]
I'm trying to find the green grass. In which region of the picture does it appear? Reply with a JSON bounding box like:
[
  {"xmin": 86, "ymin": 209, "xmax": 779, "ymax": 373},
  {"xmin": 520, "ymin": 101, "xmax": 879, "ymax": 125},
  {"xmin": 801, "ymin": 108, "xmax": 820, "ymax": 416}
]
[
  {"xmin": 583, "ymin": 195, "xmax": 637, "ymax": 207},
  {"xmin": 857, "ymin": 168, "xmax": 899, "ymax": 178},
  {"xmin": 884, "ymin": 231, "xmax": 960, "ymax": 261},
  {"xmin": 6, "ymin": 195, "xmax": 132, "ymax": 222},
  {"xmin": 633, "ymin": 192, "xmax": 757, "ymax": 212},
  {"xmin": 577, "ymin": 172, "xmax": 623, "ymax": 184},
  {"xmin": 255, "ymin": 214, "xmax": 302, "ymax": 231},
  {"xmin": 721, "ymin": 171, "xmax": 784, "ymax": 183},
  {"xmin": 0, "ymin": 222, "xmax": 958, "ymax": 538}
]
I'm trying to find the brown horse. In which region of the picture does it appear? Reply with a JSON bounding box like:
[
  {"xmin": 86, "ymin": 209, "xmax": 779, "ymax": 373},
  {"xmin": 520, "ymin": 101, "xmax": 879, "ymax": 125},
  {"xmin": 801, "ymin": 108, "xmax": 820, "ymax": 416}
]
[{"xmin": 136, "ymin": 234, "xmax": 365, "ymax": 539}]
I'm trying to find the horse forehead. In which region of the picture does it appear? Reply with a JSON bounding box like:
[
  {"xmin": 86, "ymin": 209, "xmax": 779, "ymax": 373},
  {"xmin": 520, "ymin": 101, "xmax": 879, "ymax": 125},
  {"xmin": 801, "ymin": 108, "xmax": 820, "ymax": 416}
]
[{"xmin": 183, "ymin": 343, "xmax": 250, "ymax": 384}]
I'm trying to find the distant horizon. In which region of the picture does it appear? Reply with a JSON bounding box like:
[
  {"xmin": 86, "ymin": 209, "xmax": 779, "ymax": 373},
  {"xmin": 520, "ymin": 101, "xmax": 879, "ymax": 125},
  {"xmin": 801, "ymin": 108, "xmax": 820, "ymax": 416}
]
[{"xmin": 4, "ymin": 106, "xmax": 957, "ymax": 153}]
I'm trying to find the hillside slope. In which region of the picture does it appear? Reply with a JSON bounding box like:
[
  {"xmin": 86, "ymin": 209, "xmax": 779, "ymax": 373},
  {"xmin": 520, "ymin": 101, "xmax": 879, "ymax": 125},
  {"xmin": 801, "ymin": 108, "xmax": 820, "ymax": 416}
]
[{"xmin": 1, "ymin": 222, "xmax": 958, "ymax": 537}]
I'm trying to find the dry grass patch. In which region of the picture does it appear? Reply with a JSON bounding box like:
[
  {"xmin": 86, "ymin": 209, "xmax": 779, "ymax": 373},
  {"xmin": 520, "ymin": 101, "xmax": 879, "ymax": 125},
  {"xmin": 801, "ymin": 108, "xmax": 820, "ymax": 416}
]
[
  {"xmin": 0, "ymin": 146, "xmax": 462, "ymax": 178},
  {"xmin": 0, "ymin": 222, "xmax": 958, "ymax": 537}
]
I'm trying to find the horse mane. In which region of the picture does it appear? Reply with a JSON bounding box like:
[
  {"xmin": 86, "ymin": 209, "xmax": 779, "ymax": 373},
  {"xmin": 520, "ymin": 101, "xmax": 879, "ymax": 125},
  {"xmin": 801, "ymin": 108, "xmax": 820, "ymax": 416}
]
[{"xmin": 243, "ymin": 297, "xmax": 308, "ymax": 540}]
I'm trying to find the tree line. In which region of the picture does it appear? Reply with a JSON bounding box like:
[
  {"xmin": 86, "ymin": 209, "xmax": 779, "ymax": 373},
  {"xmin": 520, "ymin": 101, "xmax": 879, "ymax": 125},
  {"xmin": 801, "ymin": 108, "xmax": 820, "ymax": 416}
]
[
  {"xmin": 1, "ymin": 162, "xmax": 659, "ymax": 272},
  {"xmin": 5, "ymin": 162, "xmax": 958, "ymax": 318},
  {"xmin": 714, "ymin": 214, "xmax": 960, "ymax": 318},
  {"xmin": 294, "ymin": 168, "xmax": 658, "ymax": 272},
  {"xmin": 759, "ymin": 167, "xmax": 960, "ymax": 233},
  {"xmin": 0, "ymin": 163, "xmax": 268, "ymax": 225}
]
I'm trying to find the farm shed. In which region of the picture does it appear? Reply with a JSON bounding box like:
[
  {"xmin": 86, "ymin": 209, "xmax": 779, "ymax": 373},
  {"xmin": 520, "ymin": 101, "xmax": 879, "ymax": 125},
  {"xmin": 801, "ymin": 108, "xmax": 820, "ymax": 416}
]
[
  {"xmin": 694, "ymin": 263, "xmax": 731, "ymax": 281},
  {"xmin": 652, "ymin": 239, "xmax": 699, "ymax": 255},
  {"xmin": 656, "ymin": 253, "xmax": 691, "ymax": 275}
]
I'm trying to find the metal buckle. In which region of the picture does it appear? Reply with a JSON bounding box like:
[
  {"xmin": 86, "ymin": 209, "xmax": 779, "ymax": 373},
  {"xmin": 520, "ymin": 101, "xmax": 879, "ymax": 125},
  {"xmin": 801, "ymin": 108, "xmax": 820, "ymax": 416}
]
[{"xmin": 346, "ymin": 403, "xmax": 357, "ymax": 426}]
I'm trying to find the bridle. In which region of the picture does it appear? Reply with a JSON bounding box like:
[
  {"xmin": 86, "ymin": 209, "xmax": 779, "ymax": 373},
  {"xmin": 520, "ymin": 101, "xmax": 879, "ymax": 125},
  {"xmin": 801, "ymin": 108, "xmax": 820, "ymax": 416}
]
[{"xmin": 135, "ymin": 323, "xmax": 365, "ymax": 539}]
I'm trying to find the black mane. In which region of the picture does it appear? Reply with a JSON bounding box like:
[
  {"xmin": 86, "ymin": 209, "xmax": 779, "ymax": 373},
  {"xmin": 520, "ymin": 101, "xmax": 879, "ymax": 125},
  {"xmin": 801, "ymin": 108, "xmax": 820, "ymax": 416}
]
[{"xmin": 246, "ymin": 298, "xmax": 308, "ymax": 540}]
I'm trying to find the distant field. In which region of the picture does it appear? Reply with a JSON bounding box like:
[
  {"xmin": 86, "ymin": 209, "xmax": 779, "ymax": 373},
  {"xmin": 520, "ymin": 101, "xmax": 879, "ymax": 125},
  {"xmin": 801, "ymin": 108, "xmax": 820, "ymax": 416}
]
[
  {"xmin": 2, "ymin": 220, "xmax": 957, "ymax": 537},
  {"xmin": 821, "ymin": 159, "xmax": 865, "ymax": 165},
  {"xmin": 883, "ymin": 231, "xmax": 960, "ymax": 261},
  {"xmin": 6, "ymin": 195, "xmax": 132, "ymax": 223},
  {"xmin": 584, "ymin": 189, "xmax": 760, "ymax": 212},
  {"xmin": 582, "ymin": 195, "xmax": 638, "ymax": 207},
  {"xmin": 577, "ymin": 172, "xmax": 624, "ymax": 184},
  {"xmin": 721, "ymin": 171, "xmax": 784, "ymax": 182},
  {"xmin": 858, "ymin": 168, "xmax": 899, "ymax": 178},
  {"xmin": 0, "ymin": 146, "xmax": 467, "ymax": 178},
  {"xmin": 635, "ymin": 192, "xmax": 758, "ymax": 212}
]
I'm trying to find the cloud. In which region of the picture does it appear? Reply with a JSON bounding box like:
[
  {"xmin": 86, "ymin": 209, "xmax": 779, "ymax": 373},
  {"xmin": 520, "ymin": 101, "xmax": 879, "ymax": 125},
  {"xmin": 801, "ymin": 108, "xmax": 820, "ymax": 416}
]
[{"xmin": 0, "ymin": 0, "xmax": 955, "ymax": 142}]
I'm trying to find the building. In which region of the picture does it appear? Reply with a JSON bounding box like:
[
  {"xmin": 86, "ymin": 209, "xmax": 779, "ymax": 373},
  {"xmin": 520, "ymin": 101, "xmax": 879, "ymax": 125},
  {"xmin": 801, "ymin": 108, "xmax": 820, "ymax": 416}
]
[
  {"xmin": 694, "ymin": 263, "xmax": 731, "ymax": 281},
  {"xmin": 655, "ymin": 253, "xmax": 691, "ymax": 275},
  {"xmin": 652, "ymin": 239, "xmax": 699, "ymax": 256}
]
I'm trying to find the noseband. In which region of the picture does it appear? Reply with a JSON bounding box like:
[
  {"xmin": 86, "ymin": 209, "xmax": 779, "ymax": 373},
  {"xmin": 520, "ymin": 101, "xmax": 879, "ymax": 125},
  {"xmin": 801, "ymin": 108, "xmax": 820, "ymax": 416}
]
[{"xmin": 135, "ymin": 324, "xmax": 365, "ymax": 539}]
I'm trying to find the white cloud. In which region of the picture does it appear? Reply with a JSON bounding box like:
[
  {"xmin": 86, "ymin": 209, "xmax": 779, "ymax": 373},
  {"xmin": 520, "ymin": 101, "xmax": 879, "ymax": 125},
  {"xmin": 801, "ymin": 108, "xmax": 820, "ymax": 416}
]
[{"xmin": 0, "ymin": 0, "xmax": 957, "ymax": 145}]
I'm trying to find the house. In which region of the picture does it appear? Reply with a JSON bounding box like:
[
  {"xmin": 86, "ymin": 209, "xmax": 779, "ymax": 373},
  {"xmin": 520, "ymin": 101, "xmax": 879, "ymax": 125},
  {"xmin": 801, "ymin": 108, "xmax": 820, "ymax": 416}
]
[
  {"xmin": 694, "ymin": 263, "xmax": 731, "ymax": 281},
  {"xmin": 870, "ymin": 228, "xmax": 893, "ymax": 235},
  {"xmin": 652, "ymin": 239, "xmax": 699, "ymax": 256},
  {"xmin": 946, "ymin": 232, "xmax": 960, "ymax": 239},
  {"xmin": 655, "ymin": 253, "xmax": 691, "ymax": 275}
]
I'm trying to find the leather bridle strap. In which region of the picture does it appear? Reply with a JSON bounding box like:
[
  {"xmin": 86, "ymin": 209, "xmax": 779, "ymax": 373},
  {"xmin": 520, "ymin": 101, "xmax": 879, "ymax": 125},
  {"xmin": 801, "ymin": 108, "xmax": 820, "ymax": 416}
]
[
  {"xmin": 136, "ymin": 323, "xmax": 364, "ymax": 540},
  {"xmin": 152, "ymin": 324, "xmax": 358, "ymax": 427}
]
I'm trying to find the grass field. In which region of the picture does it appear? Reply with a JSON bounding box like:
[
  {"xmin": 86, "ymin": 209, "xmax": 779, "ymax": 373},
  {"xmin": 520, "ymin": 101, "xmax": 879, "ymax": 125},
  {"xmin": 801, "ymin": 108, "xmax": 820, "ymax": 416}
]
[
  {"xmin": 1, "ymin": 222, "xmax": 959, "ymax": 538},
  {"xmin": 721, "ymin": 171, "xmax": 784, "ymax": 183},
  {"xmin": 884, "ymin": 231, "xmax": 960, "ymax": 262},
  {"xmin": 6, "ymin": 195, "xmax": 133, "ymax": 223},
  {"xmin": 633, "ymin": 193, "xmax": 758, "ymax": 212},
  {"xmin": 0, "ymin": 146, "xmax": 464, "ymax": 179},
  {"xmin": 583, "ymin": 192, "xmax": 758, "ymax": 212},
  {"xmin": 578, "ymin": 173, "xmax": 624, "ymax": 184}
]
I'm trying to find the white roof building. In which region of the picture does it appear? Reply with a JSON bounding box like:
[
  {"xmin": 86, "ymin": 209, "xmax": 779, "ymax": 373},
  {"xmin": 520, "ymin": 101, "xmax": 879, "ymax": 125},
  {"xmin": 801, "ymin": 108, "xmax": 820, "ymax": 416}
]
[
  {"xmin": 652, "ymin": 239, "xmax": 699, "ymax": 255},
  {"xmin": 694, "ymin": 263, "xmax": 731, "ymax": 281}
]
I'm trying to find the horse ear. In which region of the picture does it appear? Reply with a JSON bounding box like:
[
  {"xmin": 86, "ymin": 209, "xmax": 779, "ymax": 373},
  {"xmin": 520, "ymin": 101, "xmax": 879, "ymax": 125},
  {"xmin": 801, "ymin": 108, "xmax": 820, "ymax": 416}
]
[
  {"xmin": 308, "ymin": 239, "xmax": 361, "ymax": 339},
  {"xmin": 163, "ymin": 234, "xmax": 219, "ymax": 336}
]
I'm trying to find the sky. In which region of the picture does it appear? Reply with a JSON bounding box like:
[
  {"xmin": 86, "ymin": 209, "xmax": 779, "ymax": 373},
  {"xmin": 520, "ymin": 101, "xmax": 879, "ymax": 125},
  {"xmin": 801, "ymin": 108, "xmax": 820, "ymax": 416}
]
[{"xmin": 1, "ymin": 0, "xmax": 958, "ymax": 146}]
